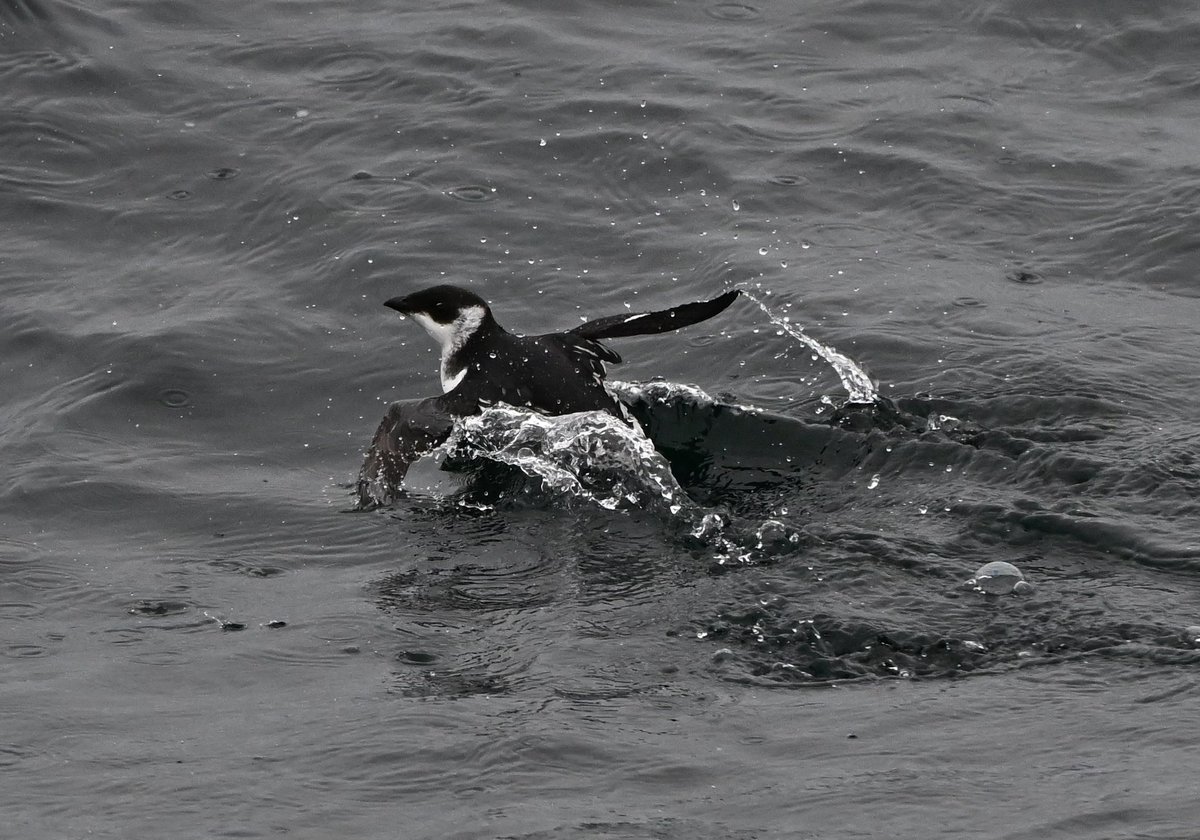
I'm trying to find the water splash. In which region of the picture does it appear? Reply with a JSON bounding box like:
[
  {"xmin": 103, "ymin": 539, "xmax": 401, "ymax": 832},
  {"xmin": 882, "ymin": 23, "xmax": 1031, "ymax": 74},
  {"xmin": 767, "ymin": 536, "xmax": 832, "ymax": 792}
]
[
  {"xmin": 443, "ymin": 405, "xmax": 698, "ymax": 516},
  {"xmin": 416, "ymin": 393, "xmax": 801, "ymax": 565},
  {"xmin": 609, "ymin": 378, "xmax": 766, "ymax": 417},
  {"xmin": 738, "ymin": 285, "xmax": 877, "ymax": 404},
  {"xmin": 610, "ymin": 378, "xmax": 714, "ymax": 408}
]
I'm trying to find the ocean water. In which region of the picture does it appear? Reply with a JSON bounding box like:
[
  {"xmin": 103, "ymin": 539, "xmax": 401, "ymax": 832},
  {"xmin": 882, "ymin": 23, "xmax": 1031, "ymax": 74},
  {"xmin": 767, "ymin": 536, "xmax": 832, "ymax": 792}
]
[{"xmin": 3, "ymin": 0, "xmax": 1200, "ymax": 837}]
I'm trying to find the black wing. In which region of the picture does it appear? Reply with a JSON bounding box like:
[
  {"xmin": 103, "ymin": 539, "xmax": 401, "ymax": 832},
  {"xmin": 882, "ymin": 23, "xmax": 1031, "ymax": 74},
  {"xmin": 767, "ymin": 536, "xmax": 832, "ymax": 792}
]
[
  {"xmin": 546, "ymin": 332, "xmax": 622, "ymax": 376},
  {"xmin": 568, "ymin": 289, "xmax": 739, "ymax": 340}
]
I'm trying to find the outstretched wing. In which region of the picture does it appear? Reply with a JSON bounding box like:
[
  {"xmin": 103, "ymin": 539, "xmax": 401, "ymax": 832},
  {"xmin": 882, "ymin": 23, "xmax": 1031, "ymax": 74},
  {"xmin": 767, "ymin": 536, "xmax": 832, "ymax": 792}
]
[
  {"xmin": 355, "ymin": 393, "xmax": 469, "ymax": 507},
  {"xmin": 568, "ymin": 289, "xmax": 740, "ymax": 341}
]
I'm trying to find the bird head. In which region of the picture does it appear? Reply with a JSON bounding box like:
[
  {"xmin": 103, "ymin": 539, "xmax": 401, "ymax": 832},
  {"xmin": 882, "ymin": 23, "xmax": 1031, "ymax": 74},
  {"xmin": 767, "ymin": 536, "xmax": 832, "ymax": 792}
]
[{"xmin": 384, "ymin": 285, "xmax": 494, "ymax": 356}]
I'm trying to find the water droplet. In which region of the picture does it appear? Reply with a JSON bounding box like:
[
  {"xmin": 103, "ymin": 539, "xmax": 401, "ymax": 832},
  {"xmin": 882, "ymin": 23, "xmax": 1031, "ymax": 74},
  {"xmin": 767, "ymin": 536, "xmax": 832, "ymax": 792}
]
[
  {"xmin": 732, "ymin": 199, "xmax": 740, "ymax": 211},
  {"xmin": 539, "ymin": 138, "xmax": 547, "ymax": 147},
  {"xmin": 867, "ymin": 474, "xmax": 880, "ymax": 489}
]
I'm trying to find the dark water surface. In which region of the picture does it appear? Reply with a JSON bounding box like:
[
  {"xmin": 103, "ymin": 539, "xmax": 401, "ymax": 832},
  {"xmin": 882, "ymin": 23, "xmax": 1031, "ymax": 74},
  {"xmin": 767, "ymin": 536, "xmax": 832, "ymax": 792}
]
[{"xmin": 4, "ymin": 0, "xmax": 1200, "ymax": 837}]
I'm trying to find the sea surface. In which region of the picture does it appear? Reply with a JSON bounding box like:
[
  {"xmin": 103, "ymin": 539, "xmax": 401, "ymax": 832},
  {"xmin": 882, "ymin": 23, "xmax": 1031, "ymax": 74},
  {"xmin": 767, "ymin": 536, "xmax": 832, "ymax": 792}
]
[{"xmin": 3, "ymin": 0, "xmax": 1200, "ymax": 837}]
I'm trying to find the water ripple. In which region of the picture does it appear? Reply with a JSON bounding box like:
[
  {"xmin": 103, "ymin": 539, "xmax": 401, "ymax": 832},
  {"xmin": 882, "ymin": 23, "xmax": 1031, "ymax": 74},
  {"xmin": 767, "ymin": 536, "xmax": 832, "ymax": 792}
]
[{"xmin": 705, "ymin": 3, "xmax": 763, "ymax": 22}]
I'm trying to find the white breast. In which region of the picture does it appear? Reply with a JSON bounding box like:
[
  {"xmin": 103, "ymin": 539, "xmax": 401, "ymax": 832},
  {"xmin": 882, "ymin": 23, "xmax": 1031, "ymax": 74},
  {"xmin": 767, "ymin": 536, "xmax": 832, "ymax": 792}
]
[
  {"xmin": 441, "ymin": 365, "xmax": 468, "ymax": 392},
  {"xmin": 409, "ymin": 306, "xmax": 485, "ymax": 393}
]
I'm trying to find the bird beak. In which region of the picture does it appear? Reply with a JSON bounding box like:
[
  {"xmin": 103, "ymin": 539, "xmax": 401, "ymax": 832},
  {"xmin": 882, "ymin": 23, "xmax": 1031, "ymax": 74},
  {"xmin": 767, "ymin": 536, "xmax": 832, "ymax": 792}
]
[{"xmin": 384, "ymin": 295, "xmax": 413, "ymax": 315}]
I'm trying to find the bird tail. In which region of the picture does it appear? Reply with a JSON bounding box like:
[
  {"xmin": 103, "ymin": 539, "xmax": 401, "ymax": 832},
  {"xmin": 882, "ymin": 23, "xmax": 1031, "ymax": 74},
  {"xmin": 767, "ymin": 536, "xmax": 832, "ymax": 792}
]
[{"xmin": 568, "ymin": 289, "xmax": 740, "ymax": 340}]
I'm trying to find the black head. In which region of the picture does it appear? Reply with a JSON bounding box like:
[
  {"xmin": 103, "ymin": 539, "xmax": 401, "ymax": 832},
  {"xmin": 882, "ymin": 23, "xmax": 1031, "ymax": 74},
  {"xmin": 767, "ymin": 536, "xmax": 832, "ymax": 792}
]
[{"xmin": 384, "ymin": 285, "xmax": 490, "ymax": 325}]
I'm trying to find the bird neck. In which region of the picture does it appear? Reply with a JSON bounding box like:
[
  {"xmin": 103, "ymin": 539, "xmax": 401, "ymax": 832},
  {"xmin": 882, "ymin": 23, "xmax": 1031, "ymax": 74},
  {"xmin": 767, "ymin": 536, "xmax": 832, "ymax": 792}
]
[{"xmin": 439, "ymin": 305, "xmax": 498, "ymax": 392}]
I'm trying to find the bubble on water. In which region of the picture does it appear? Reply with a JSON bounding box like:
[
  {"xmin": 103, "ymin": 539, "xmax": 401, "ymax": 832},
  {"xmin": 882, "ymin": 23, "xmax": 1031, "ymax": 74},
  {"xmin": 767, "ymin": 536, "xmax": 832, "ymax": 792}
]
[
  {"xmin": 758, "ymin": 247, "xmax": 768, "ymax": 256},
  {"xmin": 867, "ymin": 473, "xmax": 880, "ymax": 490},
  {"xmin": 539, "ymin": 138, "xmax": 547, "ymax": 147},
  {"xmin": 732, "ymin": 199, "xmax": 740, "ymax": 211},
  {"xmin": 967, "ymin": 561, "xmax": 1032, "ymax": 595}
]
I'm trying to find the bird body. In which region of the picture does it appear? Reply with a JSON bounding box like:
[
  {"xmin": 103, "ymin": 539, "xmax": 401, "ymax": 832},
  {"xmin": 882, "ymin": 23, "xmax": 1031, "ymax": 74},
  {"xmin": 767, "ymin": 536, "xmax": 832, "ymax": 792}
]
[
  {"xmin": 356, "ymin": 284, "xmax": 739, "ymax": 507},
  {"xmin": 384, "ymin": 284, "xmax": 738, "ymax": 419}
]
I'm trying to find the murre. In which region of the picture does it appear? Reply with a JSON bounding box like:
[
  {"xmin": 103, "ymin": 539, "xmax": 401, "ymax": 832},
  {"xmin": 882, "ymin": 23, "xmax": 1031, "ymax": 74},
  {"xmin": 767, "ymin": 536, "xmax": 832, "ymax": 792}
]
[
  {"xmin": 356, "ymin": 285, "xmax": 740, "ymax": 506},
  {"xmin": 384, "ymin": 284, "xmax": 739, "ymax": 417}
]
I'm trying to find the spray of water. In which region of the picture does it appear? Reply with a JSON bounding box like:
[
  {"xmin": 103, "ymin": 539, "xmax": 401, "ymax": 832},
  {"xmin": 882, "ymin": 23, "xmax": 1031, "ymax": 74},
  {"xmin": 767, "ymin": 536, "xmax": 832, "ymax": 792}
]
[
  {"xmin": 443, "ymin": 405, "xmax": 697, "ymax": 516},
  {"xmin": 425, "ymin": 396, "xmax": 795, "ymax": 564},
  {"xmin": 737, "ymin": 285, "xmax": 877, "ymax": 404}
]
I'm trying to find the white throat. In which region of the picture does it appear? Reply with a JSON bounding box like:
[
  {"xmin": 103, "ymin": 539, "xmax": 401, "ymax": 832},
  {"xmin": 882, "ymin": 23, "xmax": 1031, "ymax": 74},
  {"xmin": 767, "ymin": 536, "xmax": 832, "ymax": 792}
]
[{"xmin": 410, "ymin": 305, "xmax": 486, "ymax": 393}]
